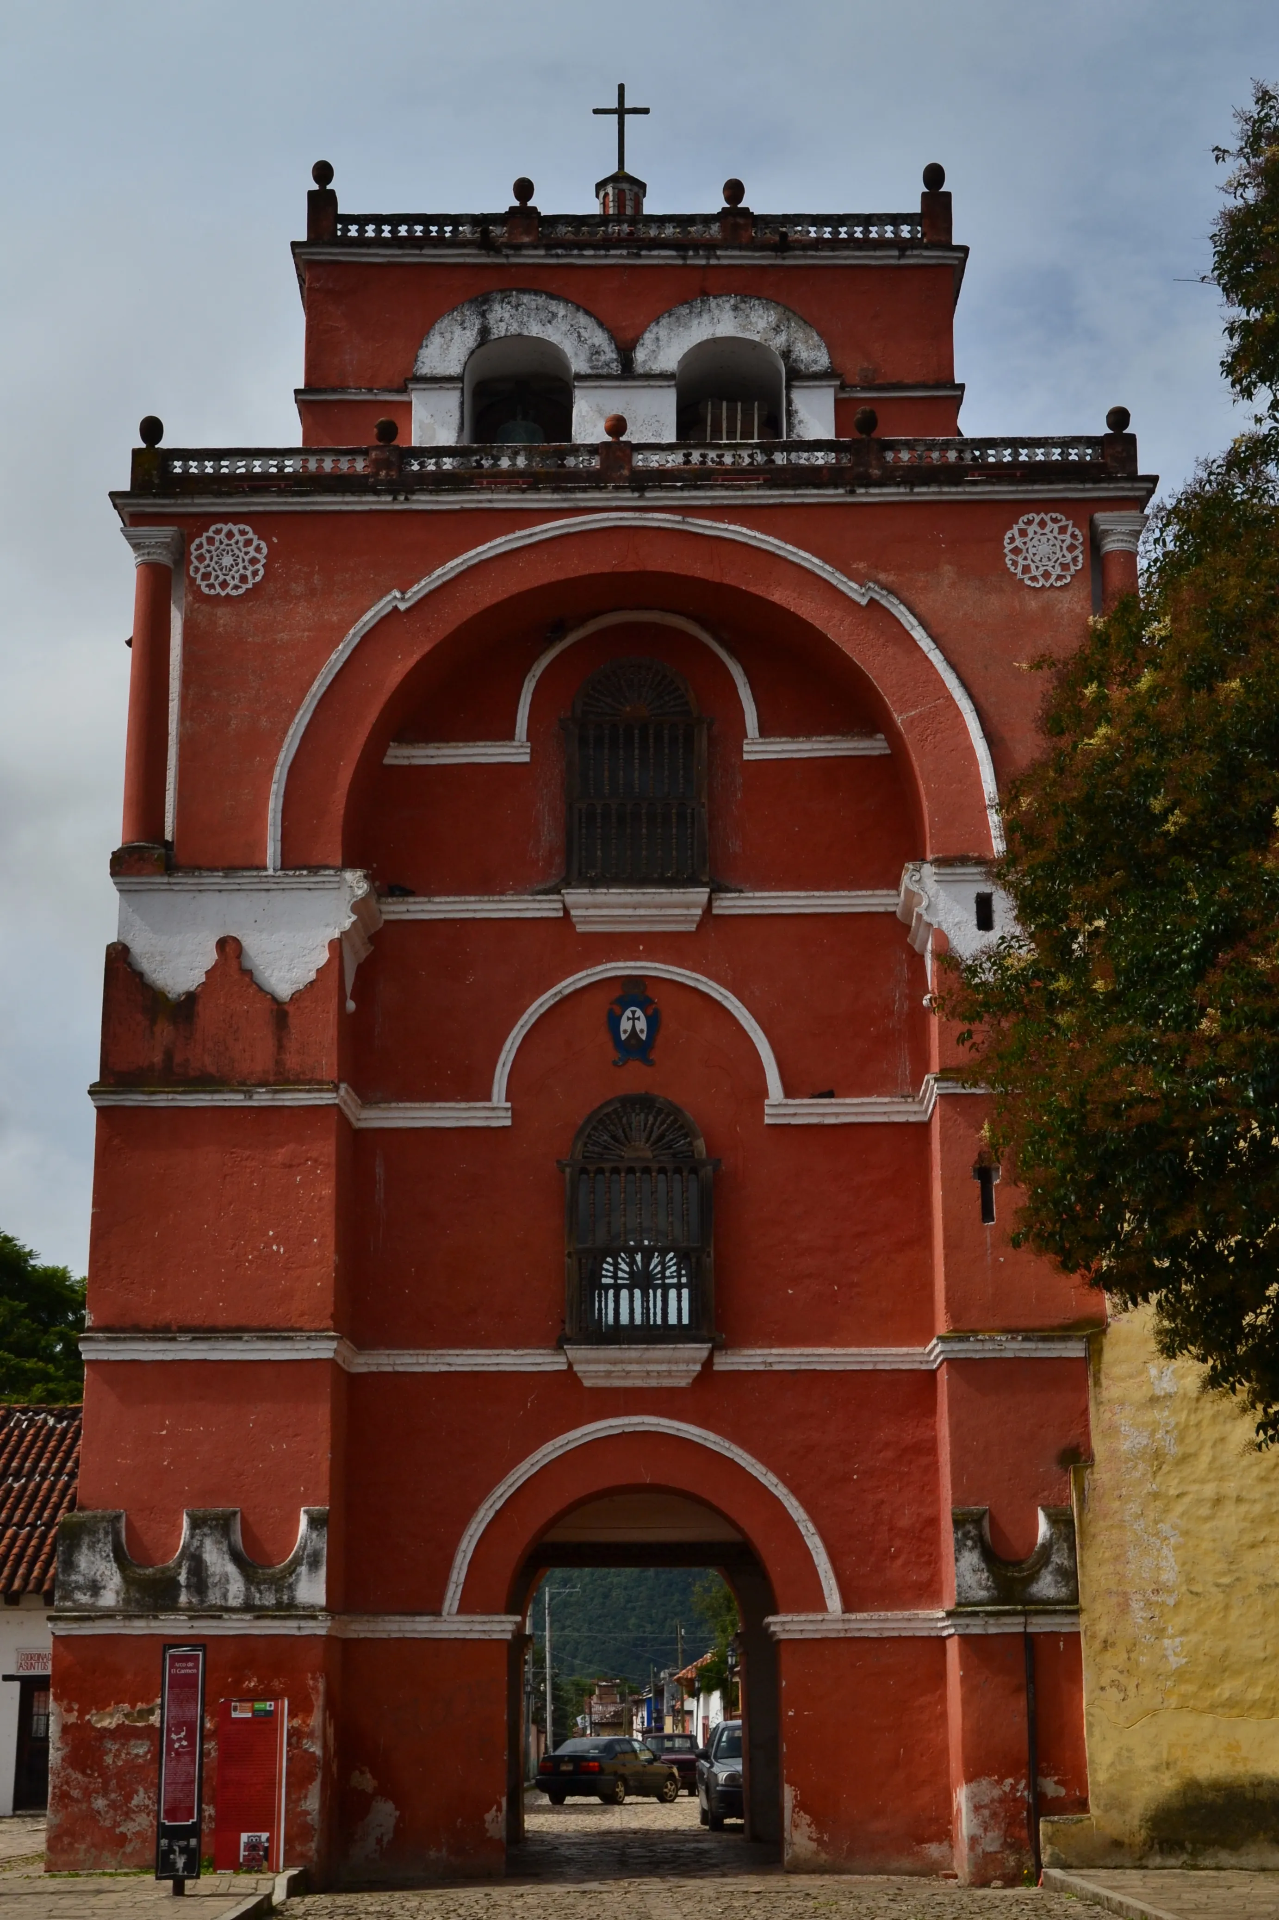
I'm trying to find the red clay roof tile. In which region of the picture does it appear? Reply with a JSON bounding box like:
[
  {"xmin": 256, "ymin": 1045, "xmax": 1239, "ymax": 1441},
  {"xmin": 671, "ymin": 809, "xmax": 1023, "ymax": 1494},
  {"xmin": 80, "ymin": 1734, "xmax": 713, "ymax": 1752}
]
[{"xmin": 0, "ymin": 1404, "xmax": 80, "ymax": 1600}]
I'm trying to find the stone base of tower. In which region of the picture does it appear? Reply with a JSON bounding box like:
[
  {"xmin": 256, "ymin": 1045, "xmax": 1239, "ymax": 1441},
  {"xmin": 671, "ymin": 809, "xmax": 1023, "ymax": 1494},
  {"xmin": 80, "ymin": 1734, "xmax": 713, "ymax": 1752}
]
[
  {"xmin": 48, "ymin": 1633, "xmax": 339, "ymax": 1878},
  {"xmin": 48, "ymin": 1628, "xmax": 1085, "ymax": 1884}
]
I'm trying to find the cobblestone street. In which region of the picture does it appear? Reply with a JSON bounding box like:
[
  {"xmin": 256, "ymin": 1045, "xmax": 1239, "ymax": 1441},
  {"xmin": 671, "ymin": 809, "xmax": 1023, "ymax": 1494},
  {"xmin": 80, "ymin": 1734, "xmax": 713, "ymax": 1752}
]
[{"xmin": 7, "ymin": 1805, "xmax": 1279, "ymax": 1920}]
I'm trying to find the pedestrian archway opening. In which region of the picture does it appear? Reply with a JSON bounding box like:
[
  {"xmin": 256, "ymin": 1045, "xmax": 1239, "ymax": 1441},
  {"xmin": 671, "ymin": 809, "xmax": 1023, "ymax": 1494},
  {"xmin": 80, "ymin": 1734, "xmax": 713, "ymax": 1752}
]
[{"xmin": 505, "ymin": 1486, "xmax": 781, "ymax": 1875}]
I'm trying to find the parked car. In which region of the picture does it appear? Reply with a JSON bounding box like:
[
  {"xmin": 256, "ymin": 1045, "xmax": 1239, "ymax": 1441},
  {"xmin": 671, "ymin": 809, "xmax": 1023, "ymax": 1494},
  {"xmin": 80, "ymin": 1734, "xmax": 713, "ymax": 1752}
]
[
  {"xmin": 696, "ymin": 1718, "xmax": 744, "ymax": 1830},
  {"xmin": 536, "ymin": 1736, "xmax": 681, "ymax": 1805},
  {"xmin": 643, "ymin": 1731, "xmax": 700, "ymax": 1794}
]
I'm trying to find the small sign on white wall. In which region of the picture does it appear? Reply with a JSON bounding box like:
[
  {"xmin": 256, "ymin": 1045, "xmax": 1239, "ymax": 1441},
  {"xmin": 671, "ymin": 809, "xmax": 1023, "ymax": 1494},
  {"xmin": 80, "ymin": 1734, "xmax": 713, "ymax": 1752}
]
[{"xmin": 14, "ymin": 1650, "xmax": 49, "ymax": 1675}]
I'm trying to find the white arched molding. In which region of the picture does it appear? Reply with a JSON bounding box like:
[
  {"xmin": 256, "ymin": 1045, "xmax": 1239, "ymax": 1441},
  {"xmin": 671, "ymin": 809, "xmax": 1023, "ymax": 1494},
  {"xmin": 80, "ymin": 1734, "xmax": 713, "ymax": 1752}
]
[
  {"xmin": 515, "ymin": 610, "xmax": 759, "ymax": 743},
  {"xmin": 411, "ymin": 293, "xmax": 624, "ymax": 447},
  {"xmin": 267, "ymin": 513, "xmax": 1004, "ymax": 870},
  {"xmin": 633, "ymin": 295, "xmax": 836, "ymax": 439},
  {"xmin": 492, "ymin": 961, "xmax": 783, "ymax": 1103},
  {"xmin": 443, "ymin": 1416, "xmax": 842, "ymax": 1614},
  {"xmin": 632, "ymin": 295, "xmax": 832, "ymax": 377},
  {"xmin": 413, "ymin": 291, "xmax": 622, "ymax": 380}
]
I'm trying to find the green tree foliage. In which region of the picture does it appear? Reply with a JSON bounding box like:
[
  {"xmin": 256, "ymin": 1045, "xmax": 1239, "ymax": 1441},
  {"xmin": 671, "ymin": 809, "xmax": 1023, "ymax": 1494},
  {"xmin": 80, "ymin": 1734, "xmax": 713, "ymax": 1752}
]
[
  {"xmin": 941, "ymin": 85, "xmax": 1279, "ymax": 1443},
  {"xmin": 1213, "ymin": 81, "xmax": 1279, "ymax": 428},
  {"xmin": 942, "ymin": 443, "xmax": 1279, "ymax": 1440},
  {"xmin": 690, "ymin": 1570, "xmax": 740, "ymax": 1699},
  {"xmin": 0, "ymin": 1231, "xmax": 86, "ymax": 1402},
  {"xmin": 529, "ymin": 1566, "xmax": 730, "ymax": 1685}
]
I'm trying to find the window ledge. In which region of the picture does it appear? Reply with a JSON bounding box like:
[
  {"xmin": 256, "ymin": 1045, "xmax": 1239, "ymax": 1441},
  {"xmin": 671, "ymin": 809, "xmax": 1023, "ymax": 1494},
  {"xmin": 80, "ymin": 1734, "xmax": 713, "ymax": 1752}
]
[
  {"xmin": 563, "ymin": 1343, "xmax": 712, "ymax": 1388},
  {"xmin": 562, "ymin": 888, "xmax": 709, "ymax": 932}
]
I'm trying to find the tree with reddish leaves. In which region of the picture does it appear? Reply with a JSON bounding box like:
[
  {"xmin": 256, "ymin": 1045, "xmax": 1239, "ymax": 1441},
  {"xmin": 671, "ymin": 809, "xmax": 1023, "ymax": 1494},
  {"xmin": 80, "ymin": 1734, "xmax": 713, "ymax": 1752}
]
[{"xmin": 940, "ymin": 85, "xmax": 1279, "ymax": 1442}]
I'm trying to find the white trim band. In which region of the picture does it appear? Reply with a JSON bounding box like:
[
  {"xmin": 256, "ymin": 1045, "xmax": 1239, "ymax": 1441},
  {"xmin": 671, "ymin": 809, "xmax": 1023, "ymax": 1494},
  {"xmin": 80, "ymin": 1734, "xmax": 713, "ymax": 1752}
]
[
  {"xmin": 379, "ymin": 895, "xmax": 563, "ymax": 920},
  {"xmin": 383, "ymin": 741, "xmax": 531, "ymax": 764},
  {"xmin": 91, "ymin": 1072, "xmax": 983, "ymax": 1129},
  {"xmin": 347, "ymin": 1348, "xmax": 567, "ymax": 1373},
  {"xmin": 715, "ymin": 1336, "xmax": 1090, "ymax": 1371},
  {"xmin": 741, "ymin": 735, "xmax": 890, "ymax": 759},
  {"xmin": 80, "ymin": 1334, "xmax": 1091, "ymax": 1369},
  {"xmin": 52, "ymin": 1611, "xmax": 523, "ymax": 1640},
  {"xmin": 334, "ymin": 1613, "xmax": 522, "ymax": 1639},
  {"xmin": 766, "ymin": 1095, "xmax": 929, "ymax": 1124},
  {"xmin": 81, "ymin": 1333, "xmax": 354, "ymax": 1364},
  {"xmin": 766, "ymin": 1610, "xmax": 1081, "ymax": 1639},
  {"xmin": 712, "ymin": 891, "xmax": 899, "ymax": 915},
  {"xmin": 355, "ymin": 1101, "xmax": 512, "ymax": 1129}
]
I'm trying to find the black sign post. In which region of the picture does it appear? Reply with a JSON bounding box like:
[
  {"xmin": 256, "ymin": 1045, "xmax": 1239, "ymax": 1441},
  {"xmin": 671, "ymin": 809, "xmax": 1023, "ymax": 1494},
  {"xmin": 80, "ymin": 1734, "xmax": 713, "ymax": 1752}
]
[{"xmin": 156, "ymin": 1644, "xmax": 206, "ymax": 1892}]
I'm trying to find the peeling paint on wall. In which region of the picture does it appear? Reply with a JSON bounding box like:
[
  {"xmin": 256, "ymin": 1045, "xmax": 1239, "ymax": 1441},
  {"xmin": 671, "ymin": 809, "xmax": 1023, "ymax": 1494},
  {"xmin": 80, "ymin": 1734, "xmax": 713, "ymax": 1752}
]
[{"xmin": 350, "ymin": 1795, "xmax": 399, "ymax": 1865}]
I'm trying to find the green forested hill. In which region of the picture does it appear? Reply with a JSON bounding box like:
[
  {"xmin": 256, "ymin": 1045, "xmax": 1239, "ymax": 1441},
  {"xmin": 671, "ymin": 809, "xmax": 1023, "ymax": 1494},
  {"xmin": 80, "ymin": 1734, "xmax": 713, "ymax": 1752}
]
[{"xmin": 529, "ymin": 1566, "xmax": 725, "ymax": 1685}]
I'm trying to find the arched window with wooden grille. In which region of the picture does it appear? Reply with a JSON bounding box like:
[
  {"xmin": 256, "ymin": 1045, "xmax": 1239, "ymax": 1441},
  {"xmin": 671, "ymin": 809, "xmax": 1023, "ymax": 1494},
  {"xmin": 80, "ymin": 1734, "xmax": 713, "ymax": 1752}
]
[
  {"xmin": 560, "ymin": 1094, "xmax": 717, "ymax": 1343},
  {"xmin": 564, "ymin": 658, "xmax": 709, "ymax": 886}
]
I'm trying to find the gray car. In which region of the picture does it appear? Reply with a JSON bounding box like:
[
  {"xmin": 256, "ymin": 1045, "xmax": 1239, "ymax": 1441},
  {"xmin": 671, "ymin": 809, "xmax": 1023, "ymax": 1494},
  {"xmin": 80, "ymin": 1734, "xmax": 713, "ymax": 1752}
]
[{"xmin": 696, "ymin": 1718, "xmax": 744, "ymax": 1829}]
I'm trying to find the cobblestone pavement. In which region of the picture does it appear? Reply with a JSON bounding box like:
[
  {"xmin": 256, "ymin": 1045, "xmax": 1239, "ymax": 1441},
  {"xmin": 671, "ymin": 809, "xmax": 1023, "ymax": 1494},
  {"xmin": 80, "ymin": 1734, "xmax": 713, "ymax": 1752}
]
[
  {"xmin": 1, "ymin": 1814, "xmax": 49, "ymax": 1866},
  {"xmin": 0, "ymin": 1821, "xmax": 275, "ymax": 1920},
  {"xmin": 289, "ymin": 1797, "xmax": 1081, "ymax": 1915},
  {"xmin": 1047, "ymin": 1864, "xmax": 1279, "ymax": 1917},
  {"xmin": 8, "ymin": 1805, "xmax": 1279, "ymax": 1919}
]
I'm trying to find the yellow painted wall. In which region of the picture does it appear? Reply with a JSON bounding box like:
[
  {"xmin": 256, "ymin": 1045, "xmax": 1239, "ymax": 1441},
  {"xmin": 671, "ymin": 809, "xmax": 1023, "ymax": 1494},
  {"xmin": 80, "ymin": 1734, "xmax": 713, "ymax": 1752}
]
[{"xmin": 1043, "ymin": 1305, "xmax": 1279, "ymax": 1867}]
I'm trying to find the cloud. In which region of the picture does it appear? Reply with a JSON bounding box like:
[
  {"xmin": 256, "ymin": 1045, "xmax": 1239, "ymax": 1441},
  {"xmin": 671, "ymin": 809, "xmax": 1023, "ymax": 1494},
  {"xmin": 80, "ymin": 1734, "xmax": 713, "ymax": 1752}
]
[{"xmin": 0, "ymin": 0, "xmax": 1274, "ymax": 1267}]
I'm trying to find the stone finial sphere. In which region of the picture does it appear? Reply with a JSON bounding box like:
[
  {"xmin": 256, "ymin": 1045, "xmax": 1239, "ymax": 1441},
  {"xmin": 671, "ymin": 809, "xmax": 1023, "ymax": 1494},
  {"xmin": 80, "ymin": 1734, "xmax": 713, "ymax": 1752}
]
[
  {"xmin": 922, "ymin": 163, "xmax": 946, "ymax": 192},
  {"xmin": 604, "ymin": 414, "xmax": 627, "ymax": 441},
  {"xmin": 512, "ymin": 177, "xmax": 535, "ymax": 207},
  {"xmin": 1106, "ymin": 406, "xmax": 1131, "ymax": 434},
  {"xmin": 722, "ymin": 179, "xmax": 746, "ymax": 208},
  {"xmin": 139, "ymin": 416, "xmax": 164, "ymax": 447},
  {"xmin": 854, "ymin": 407, "xmax": 878, "ymax": 438},
  {"xmin": 374, "ymin": 418, "xmax": 399, "ymax": 445},
  {"xmin": 312, "ymin": 160, "xmax": 335, "ymax": 188}
]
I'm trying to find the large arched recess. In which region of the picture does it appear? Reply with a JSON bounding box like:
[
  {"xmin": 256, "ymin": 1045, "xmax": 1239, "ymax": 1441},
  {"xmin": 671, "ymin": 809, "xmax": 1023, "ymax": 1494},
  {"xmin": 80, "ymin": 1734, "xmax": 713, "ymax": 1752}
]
[{"xmin": 273, "ymin": 515, "xmax": 1001, "ymax": 870}]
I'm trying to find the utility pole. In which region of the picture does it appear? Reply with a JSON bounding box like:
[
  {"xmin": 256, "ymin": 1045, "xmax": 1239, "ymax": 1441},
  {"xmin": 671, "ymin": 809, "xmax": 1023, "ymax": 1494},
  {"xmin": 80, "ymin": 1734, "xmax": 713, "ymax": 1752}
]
[
  {"xmin": 542, "ymin": 1582, "xmax": 578, "ymax": 1754},
  {"xmin": 675, "ymin": 1622, "xmax": 684, "ymax": 1731}
]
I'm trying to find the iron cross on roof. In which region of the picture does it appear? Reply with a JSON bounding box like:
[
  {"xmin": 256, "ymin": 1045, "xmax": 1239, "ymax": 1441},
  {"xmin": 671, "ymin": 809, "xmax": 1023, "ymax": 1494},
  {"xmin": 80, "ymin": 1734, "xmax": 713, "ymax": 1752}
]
[{"xmin": 593, "ymin": 83, "xmax": 650, "ymax": 174}]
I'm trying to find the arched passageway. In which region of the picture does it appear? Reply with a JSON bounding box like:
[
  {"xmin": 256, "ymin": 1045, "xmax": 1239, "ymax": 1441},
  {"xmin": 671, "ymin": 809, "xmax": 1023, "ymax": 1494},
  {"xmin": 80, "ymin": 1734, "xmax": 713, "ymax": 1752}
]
[{"xmin": 505, "ymin": 1486, "xmax": 782, "ymax": 1872}]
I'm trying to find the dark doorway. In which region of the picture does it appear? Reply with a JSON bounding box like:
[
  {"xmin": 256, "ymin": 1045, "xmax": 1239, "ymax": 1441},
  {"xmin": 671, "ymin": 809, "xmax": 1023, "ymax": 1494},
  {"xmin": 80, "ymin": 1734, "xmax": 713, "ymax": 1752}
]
[
  {"xmin": 505, "ymin": 1489, "xmax": 781, "ymax": 1878},
  {"xmin": 13, "ymin": 1676, "xmax": 50, "ymax": 1810}
]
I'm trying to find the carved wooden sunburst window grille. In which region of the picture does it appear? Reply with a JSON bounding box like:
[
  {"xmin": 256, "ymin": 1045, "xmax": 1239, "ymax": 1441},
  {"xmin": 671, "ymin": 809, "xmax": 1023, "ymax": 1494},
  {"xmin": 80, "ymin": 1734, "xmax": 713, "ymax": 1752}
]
[
  {"xmin": 575, "ymin": 657, "xmax": 696, "ymax": 723},
  {"xmin": 561, "ymin": 1095, "xmax": 717, "ymax": 1343}
]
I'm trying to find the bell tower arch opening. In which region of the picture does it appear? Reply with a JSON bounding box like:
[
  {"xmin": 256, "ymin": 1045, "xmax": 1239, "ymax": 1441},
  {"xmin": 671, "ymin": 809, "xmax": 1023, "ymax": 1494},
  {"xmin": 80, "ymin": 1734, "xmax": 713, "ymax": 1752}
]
[
  {"xmin": 506, "ymin": 1486, "xmax": 781, "ymax": 1868},
  {"xmin": 675, "ymin": 338, "xmax": 784, "ymax": 443},
  {"xmin": 464, "ymin": 335, "xmax": 574, "ymax": 445}
]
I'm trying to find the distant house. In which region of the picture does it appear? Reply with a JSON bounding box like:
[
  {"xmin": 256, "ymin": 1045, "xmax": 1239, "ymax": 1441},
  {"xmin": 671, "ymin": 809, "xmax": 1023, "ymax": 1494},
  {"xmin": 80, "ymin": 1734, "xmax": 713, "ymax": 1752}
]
[
  {"xmin": 0, "ymin": 1406, "xmax": 80, "ymax": 1815},
  {"xmin": 581, "ymin": 1678, "xmax": 628, "ymax": 1737},
  {"xmin": 671, "ymin": 1652, "xmax": 723, "ymax": 1742}
]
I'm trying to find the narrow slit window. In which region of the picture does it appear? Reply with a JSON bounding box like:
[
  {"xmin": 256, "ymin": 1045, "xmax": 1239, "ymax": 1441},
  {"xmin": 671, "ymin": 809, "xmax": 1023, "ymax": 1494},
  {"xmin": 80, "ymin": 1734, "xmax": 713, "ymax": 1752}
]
[
  {"xmin": 975, "ymin": 891, "xmax": 995, "ymax": 933},
  {"xmin": 974, "ymin": 1163, "xmax": 1000, "ymax": 1225}
]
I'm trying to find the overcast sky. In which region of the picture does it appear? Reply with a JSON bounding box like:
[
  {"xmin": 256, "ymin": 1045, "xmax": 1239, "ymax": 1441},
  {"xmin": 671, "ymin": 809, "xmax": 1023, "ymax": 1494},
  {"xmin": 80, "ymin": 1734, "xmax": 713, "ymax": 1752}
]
[{"xmin": 0, "ymin": 0, "xmax": 1275, "ymax": 1273}]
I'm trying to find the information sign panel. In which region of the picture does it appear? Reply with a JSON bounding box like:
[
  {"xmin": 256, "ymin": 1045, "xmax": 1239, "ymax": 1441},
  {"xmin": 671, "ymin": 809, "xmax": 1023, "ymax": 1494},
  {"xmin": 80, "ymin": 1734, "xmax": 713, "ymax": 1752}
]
[
  {"xmin": 213, "ymin": 1697, "xmax": 288, "ymax": 1872},
  {"xmin": 156, "ymin": 1644, "xmax": 206, "ymax": 1883}
]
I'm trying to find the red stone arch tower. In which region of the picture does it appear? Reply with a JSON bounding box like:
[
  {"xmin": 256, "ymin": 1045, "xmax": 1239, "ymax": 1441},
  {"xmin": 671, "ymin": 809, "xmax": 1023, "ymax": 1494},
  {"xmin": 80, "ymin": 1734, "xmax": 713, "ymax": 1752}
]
[{"xmin": 56, "ymin": 154, "xmax": 1153, "ymax": 1884}]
